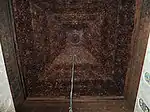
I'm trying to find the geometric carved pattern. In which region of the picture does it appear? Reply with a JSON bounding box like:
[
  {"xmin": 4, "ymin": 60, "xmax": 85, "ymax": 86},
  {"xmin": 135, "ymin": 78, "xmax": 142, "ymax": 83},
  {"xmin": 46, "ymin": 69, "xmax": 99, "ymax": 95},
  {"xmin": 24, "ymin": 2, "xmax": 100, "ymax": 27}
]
[{"xmin": 13, "ymin": 0, "xmax": 134, "ymax": 97}]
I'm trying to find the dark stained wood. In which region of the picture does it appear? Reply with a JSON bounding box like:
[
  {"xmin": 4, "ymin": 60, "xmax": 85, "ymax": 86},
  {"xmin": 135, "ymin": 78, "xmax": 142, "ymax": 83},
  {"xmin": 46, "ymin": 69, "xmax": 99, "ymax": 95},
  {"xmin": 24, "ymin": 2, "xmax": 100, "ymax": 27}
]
[
  {"xmin": 18, "ymin": 100, "xmax": 132, "ymax": 112},
  {"xmin": 125, "ymin": 0, "xmax": 150, "ymax": 108},
  {"xmin": 26, "ymin": 96, "xmax": 124, "ymax": 103},
  {"xmin": 12, "ymin": 0, "xmax": 135, "ymax": 97}
]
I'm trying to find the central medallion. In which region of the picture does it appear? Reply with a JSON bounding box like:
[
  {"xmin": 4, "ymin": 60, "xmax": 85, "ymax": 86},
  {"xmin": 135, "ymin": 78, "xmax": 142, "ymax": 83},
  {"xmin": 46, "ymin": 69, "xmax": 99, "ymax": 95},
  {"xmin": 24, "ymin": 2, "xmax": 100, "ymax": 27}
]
[{"xmin": 66, "ymin": 29, "xmax": 83, "ymax": 45}]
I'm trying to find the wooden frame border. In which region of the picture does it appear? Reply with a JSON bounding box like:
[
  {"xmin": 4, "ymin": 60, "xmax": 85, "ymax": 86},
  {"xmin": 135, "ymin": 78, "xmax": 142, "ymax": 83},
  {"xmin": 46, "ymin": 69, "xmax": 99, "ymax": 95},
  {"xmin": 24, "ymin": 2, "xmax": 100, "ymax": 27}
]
[{"xmin": 1, "ymin": 0, "xmax": 150, "ymax": 111}]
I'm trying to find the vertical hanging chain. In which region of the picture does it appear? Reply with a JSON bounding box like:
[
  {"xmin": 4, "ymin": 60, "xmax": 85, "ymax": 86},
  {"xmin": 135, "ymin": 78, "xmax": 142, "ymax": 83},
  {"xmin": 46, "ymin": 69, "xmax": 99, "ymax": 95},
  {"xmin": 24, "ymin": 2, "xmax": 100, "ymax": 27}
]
[{"xmin": 69, "ymin": 55, "xmax": 75, "ymax": 112}]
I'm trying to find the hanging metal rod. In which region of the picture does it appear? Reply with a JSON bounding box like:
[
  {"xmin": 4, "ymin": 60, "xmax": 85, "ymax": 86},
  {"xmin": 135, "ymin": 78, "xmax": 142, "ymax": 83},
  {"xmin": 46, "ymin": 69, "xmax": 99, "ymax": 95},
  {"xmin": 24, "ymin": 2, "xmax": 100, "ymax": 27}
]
[{"xmin": 69, "ymin": 55, "xmax": 75, "ymax": 112}]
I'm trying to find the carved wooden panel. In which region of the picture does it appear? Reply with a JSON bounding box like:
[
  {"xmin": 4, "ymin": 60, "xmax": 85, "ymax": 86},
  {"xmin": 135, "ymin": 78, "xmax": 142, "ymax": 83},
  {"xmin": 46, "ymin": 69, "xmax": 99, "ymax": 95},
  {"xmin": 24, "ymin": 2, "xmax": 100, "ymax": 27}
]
[{"xmin": 13, "ymin": 0, "xmax": 134, "ymax": 97}]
